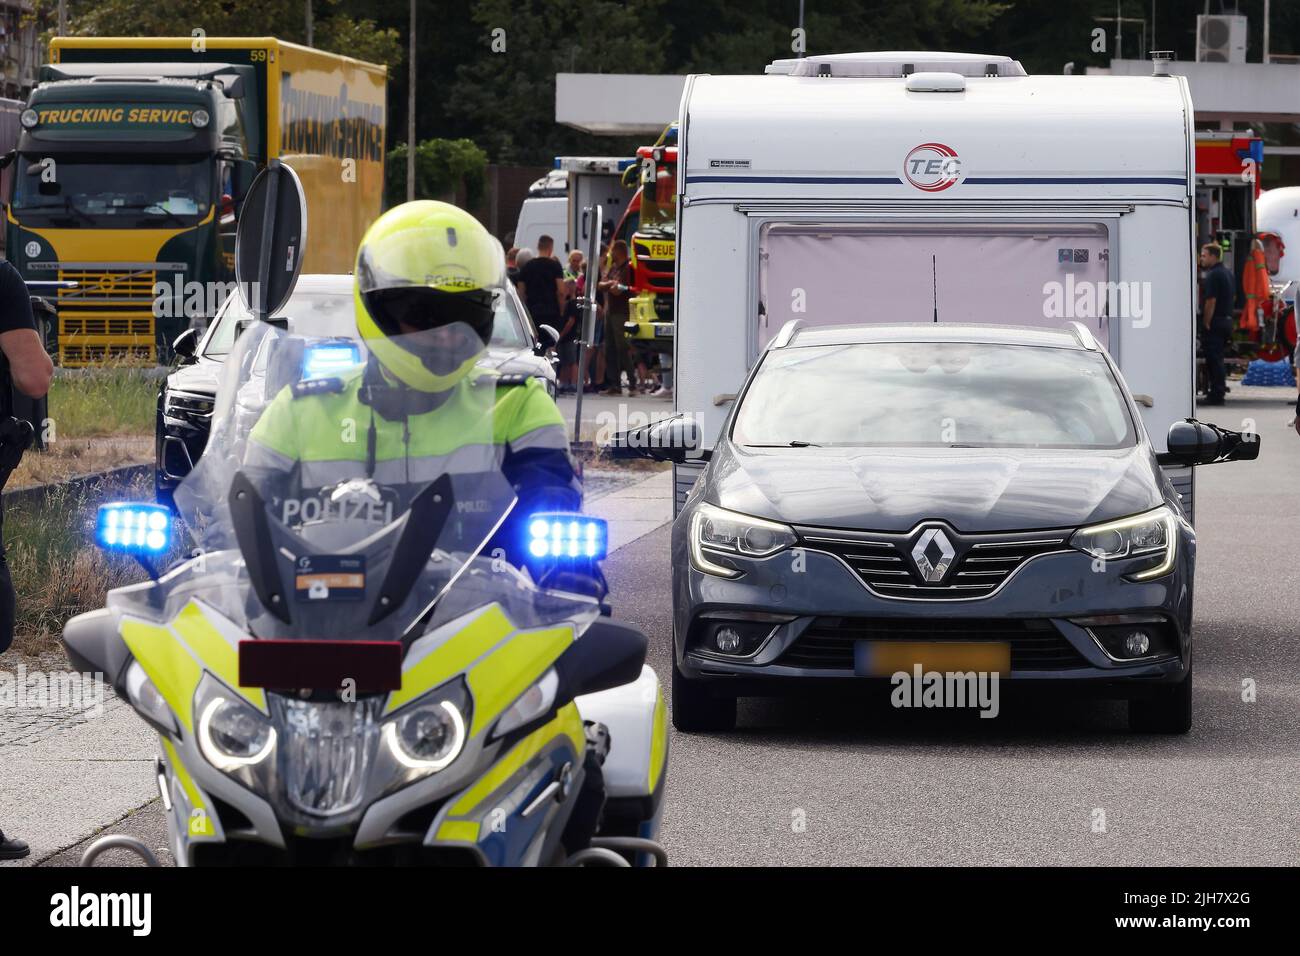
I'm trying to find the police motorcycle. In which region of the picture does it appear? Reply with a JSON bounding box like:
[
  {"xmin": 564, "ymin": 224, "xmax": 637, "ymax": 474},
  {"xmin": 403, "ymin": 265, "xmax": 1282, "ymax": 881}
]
[
  {"xmin": 64, "ymin": 318, "xmax": 668, "ymax": 867},
  {"xmin": 62, "ymin": 173, "xmax": 668, "ymax": 867}
]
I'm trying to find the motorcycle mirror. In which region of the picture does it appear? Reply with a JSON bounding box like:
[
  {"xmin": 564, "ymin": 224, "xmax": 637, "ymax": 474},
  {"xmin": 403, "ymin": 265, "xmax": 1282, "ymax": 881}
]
[
  {"xmin": 235, "ymin": 159, "xmax": 307, "ymax": 322},
  {"xmin": 552, "ymin": 619, "xmax": 648, "ymax": 708}
]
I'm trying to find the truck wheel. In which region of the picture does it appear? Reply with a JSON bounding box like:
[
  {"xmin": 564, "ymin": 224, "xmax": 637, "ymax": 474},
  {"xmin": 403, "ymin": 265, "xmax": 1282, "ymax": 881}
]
[
  {"xmin": 1128, "ymin": 667, "xmax": 1192, "ymax": 734},
  {"xmin": 671, "ymin": 660, "xmax": 736, "ymax": 733}
]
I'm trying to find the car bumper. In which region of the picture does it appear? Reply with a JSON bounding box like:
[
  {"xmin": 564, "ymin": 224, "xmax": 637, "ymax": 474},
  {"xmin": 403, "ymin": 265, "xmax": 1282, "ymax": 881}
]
[{"xmin": 671, "ymin": 518, "xmax": 1193, "ymax": 695}]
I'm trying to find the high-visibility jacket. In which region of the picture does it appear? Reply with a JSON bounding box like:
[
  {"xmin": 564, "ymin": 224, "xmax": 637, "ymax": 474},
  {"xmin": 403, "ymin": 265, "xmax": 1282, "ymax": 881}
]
[
  {"xmin": 1241, "ymin": 245, "xmax": 1270, "ymax": 333},
  {"xmin": 246, "ymin": 367, "xmax": 578, "ymax": 563}
]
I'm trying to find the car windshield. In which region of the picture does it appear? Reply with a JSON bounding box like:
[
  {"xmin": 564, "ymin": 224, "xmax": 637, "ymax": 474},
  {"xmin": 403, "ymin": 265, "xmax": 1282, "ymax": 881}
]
[
  {"xmin": 203, "ymin": 288, "xmax": 530, "ymax": 358},
  {"xmin": 732, "ymin": 341, "xmax": 1136, "ymax": 450},
  {"xmin": 12, "ymin": 154, "xmax": 213, "ymax": 227}
]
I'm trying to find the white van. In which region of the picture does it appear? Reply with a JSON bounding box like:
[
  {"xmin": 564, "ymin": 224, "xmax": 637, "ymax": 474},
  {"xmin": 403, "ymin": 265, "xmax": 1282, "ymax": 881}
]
[
  {"xmin": 514, "ymin": 195, "xmax": 568, "ymax": 253},
  {"xmin": 671, "ymin": 51, "xmax": 1198, "ymax": 519}
]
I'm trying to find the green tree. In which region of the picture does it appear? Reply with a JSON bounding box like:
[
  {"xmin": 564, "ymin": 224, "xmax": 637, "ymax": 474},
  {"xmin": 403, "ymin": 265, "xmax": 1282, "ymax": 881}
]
[
  {"xmin": 48, "ymin": 0, "xmax": 401, "ymax": 69},
  {"xmin": 385, "ymin": 137, "xmax": 488, "ymax": 209},
  {"xmin": 447, "ymin": 0, "xmax": 669, "ymax": 164}
]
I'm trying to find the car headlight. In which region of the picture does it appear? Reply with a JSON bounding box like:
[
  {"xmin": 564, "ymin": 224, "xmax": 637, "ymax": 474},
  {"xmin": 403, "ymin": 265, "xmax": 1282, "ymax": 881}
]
[
  {"xmin": 199, "ymin": 696, "xmax": 275, "ymax": 770},
  {"xmin": 1069, "ymin": 506, "xmax": 1177, "ymax": 581},
  {"xmin": 689, "ymin": 502, "xmax": 796, "ymax": 578}
]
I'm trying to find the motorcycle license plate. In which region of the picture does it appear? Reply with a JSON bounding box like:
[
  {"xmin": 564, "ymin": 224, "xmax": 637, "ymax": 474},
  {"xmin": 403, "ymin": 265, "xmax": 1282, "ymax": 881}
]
[
  {"xmin": 853, "ymin": 641, "xmax": 1010, "ymax": 676},
  {"xmin": 240, "ymin": 639, "xmax": 402, "ymax": 692},
  {"xmin": 294, "ymin": 555, "xmax": 366, "ymax": 602},
  {"xmin": 653, "ymin": 324, "xmax": 674, "ymax": 338}
]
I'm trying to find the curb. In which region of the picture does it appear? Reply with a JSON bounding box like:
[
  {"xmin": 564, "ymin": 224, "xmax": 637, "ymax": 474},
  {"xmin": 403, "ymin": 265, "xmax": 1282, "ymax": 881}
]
[{"xmin": 2, "ymin": 464, "xmax": 152, "ymax": 510}]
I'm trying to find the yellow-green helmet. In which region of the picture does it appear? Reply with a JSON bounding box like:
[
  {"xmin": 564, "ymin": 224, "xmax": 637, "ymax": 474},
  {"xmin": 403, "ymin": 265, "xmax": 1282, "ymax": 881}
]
[{"xmin": 354, "ymin": 200, "xmax": 505, "ymax": 392}]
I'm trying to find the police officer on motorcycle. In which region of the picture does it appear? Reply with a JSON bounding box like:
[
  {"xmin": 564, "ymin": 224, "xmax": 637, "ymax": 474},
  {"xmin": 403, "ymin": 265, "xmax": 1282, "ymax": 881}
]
[{"xmin": 244, "ymin": 201, "xmax": 584, "ymax": 576}]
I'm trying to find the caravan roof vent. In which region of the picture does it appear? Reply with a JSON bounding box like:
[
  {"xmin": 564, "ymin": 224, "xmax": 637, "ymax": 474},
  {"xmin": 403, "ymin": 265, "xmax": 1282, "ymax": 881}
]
[
  {"xmin": 905, "ymin": 72, "xmax": 966, "ymax": 92},
  {"xmin": 770, "ymin": 51, "xmax": 1026, "ymax": 78}
]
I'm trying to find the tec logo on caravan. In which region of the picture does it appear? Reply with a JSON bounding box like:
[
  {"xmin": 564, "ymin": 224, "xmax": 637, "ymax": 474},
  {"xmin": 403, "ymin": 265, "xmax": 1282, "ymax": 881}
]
[{"xmin": 903, "ymin": 143, "xmax": 963, "ymax": 192}]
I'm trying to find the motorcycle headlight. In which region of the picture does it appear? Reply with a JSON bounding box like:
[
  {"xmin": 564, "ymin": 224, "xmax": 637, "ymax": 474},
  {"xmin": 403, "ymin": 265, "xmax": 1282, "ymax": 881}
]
[
  {"xmin": 199, "ymin": 696, "xmax": 275, "ymax": 770},
  {"xmin": 1070, "ymin": 506, "xmax": 1177, "ymax": 580},
  {"xmin": 384, "ymin": 700, "xmax": 466, "ymax": 771},
  {"xmin": 689, "ymin": 502, "xmax": 796, "ymax": 578},
  {"xmin": 377, "ymin": 681, "xmax": 473, "ymax": 794},
  {"xmin": 273, "ymin": 695, "xmax": 380, "ymax": 817}
]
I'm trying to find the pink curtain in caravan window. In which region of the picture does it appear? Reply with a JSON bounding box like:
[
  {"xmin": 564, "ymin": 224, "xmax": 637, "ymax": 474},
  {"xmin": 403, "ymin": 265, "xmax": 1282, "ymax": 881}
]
[{"xmin": 758, "ymin": 227, "xmax": 1112, "ymax": 350}]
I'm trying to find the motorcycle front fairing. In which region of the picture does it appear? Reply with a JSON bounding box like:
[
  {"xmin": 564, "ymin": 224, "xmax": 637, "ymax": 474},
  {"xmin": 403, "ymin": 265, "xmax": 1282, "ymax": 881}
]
[{"xmin": 83, "ymin": 321, "xmax": 664, "ymax": 865}]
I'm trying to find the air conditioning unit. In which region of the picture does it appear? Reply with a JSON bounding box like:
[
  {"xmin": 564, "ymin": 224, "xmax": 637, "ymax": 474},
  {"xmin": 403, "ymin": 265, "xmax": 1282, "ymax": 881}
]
[{"xmin": 1196, "ymin": 14, "xmax": 1247, "ymax": 63}]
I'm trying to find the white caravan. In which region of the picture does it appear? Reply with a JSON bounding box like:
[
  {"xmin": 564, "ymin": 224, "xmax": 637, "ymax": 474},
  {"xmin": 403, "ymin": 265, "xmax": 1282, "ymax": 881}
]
[{"xmin": 671, "ymin": 51, "xmax": 1198, "ymax": 519}]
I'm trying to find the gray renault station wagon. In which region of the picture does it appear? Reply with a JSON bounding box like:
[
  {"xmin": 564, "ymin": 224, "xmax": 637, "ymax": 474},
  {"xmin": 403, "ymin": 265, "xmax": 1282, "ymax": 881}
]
[{"xmin": 624, "ymin": 323, "xmax": 1258, "ymax": 735}]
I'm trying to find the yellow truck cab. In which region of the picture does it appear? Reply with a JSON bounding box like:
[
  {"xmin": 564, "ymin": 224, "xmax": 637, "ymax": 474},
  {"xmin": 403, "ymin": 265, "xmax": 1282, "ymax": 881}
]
[{"xmin": 5, "ymin": 37, "xmax": 386, "ymax": 365}]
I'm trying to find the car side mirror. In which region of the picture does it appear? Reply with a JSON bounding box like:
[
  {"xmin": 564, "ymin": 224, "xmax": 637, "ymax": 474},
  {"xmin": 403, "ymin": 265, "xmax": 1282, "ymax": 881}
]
[
  {"xmin": 552, "ymin": 619, "xmax": 647, "ymax": 707},
  {"xmin": 172, "ymin": 328, "xmax": 199, "ymax": 363},
  {"xmin": 536, "ymin": 324, "xmax": 559, "ymax": 351},
  {"xmin": 1158, "ymin": 419, "xmax": 1260, "ymax": 466},
  {"xmin": 608, "ymin": 414, "xmax": 708, "ymax": 464}
]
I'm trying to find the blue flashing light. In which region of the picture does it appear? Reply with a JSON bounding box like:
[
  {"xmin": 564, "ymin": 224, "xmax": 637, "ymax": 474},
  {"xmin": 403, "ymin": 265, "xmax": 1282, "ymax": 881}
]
[
  {"xmin": 526, "ymin": 513, "xmax": 607, "ymax": 561},
  {"xmin": 96, "ymin": 503, "xmax": 172, "ymax": 555},
  {"xmin": 303, "ymin": 341, "xmax": 361, "ymax": 379}
]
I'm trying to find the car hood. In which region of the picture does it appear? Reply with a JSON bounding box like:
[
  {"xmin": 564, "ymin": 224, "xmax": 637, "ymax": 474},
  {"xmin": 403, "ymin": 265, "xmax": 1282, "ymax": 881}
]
[
  {"xmin": 166, "ymin": 358, "xmax": 222, "ymax": 396},
  {"xmin": 708, "ymin": 443, "xmax": 1164, "ymax": 533},
  {"xmin": 480, "ymin": 347, "xmax": 554, "ymax": 382}
]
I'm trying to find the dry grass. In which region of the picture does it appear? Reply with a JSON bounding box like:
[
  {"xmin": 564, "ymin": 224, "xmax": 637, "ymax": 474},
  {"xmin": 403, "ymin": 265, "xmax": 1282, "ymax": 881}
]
[
  {"xmin": 8, "ymin": 436, "xmax": 153, "ymax": 488},
  {"xmin": 5, "ymin": 471, "xmax": 160, "ymax": 657}
]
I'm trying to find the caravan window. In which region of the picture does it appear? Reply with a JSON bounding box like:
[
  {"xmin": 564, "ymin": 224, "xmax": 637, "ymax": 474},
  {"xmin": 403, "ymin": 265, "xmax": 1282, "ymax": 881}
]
[{"xmin": 758, "ymin": 223, "xmax": 1113, "ymax": 350}]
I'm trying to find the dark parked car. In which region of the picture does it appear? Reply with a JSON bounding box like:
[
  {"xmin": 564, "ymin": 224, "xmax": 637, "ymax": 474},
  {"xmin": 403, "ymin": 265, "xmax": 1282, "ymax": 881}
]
[
  {"xmin": 621, "ymin": 322, "xmax": 1258, "ymax": 735},
  {"xmin": 156, "ymin": 274, "xmax": 558, "ymax": 505}
]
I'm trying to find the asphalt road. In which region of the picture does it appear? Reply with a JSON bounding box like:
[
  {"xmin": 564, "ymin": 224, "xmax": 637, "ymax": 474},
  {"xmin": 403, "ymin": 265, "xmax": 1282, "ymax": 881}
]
[{"xmin": 46, "ymin": 392, "xmax": 1300, "ymax": 867}]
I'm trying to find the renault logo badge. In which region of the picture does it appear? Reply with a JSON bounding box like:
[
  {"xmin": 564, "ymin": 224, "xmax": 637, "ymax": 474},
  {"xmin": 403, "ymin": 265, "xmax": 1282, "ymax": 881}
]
[{"xmin": 911, "ymin": 527, "xmax": 956, "ymax": 583}]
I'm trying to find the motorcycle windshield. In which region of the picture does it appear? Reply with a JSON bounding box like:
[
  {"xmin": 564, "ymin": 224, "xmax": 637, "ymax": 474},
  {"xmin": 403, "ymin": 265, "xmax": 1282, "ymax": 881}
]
[{"xmin": 112, "ymin": 319, "xmax": 595, "ymax": 641}]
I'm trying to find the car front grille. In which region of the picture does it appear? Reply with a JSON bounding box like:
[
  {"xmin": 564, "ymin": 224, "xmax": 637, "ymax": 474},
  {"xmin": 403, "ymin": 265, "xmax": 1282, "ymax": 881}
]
[
  {"xmin": 778, "ymin": 617, "xmax": 1089, "ymax": 671},
  {"xmin": 800, "ymin": 525, "xmax": 1071, "ymax": 600}
]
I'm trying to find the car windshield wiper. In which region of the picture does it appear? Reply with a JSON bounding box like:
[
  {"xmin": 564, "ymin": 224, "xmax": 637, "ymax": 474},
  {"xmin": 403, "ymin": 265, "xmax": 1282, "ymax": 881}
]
[{"xmin": 745, "ymin": 440, "xmax": 822, "ymax": 448}]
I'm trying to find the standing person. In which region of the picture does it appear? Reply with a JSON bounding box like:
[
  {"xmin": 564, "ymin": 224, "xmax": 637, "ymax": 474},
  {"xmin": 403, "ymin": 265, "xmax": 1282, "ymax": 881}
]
[
  {"xmin": 1199, "ymin": 243, "xmax": 1235, "ymax": 406},
  {"xmin": 598, "ymin": 240, "xmax": 634, "ymax": 396},
  {"xmin": 0, "ymin": 259, "xmax": 53, "ymax": 861},
  {"xmin": 505, "ymin": 246, "xmax": 521, "ymax": 286},
  {"xmin": 566, "ymin": 249, "xmax": 586, "ymax": 282},
  {"xmin": 556, "ymin": 277, "xmax": 581, "ymax": 394},
  {"xmin": 515, "ymin": 234, "xmax": 565, "ymax": 333}
]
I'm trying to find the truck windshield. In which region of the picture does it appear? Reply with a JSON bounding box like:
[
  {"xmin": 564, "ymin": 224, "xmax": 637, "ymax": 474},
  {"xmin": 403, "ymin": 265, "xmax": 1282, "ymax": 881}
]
[
  {"xmin": 12, "ymin": 155, "xmax": 213, "ymax": 228},
  {"xmin": 732, "ymin": 341, "xmax": 1136, "ymax": 450}
]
